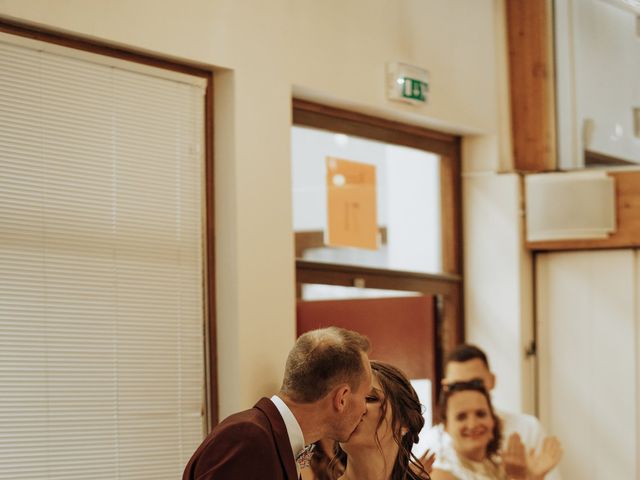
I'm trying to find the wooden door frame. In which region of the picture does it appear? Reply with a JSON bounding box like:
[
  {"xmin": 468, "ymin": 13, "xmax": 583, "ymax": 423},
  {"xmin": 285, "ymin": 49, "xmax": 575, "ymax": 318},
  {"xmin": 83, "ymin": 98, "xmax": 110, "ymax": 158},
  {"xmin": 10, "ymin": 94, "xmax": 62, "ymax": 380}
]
[
  {"xmin": 293, "ymin": 99, "xmax": 463, "ymax": 276},
  {"xmin": 292, "ymin": 99, "xmax": 464, "ymax": 392}
]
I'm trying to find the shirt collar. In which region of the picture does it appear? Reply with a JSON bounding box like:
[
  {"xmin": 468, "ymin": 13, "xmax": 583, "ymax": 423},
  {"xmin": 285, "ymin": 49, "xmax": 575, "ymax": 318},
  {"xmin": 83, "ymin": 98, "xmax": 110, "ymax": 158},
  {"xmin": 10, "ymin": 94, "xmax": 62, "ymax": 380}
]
[{"xmin": 270, "ymin": 394, "xmax": 305, "ymax": 461}]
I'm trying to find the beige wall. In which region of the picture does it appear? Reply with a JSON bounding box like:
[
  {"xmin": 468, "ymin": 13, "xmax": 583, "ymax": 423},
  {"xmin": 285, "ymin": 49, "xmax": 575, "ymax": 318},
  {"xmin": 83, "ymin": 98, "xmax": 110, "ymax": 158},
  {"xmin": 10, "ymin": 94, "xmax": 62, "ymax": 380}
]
[
  {"xmin": 462, "ymin": 173, "xmax": 535, "ymax": 413},
  {"xmin": 0, "ymin": 0, "xmax": 516, "ymax": 418}
]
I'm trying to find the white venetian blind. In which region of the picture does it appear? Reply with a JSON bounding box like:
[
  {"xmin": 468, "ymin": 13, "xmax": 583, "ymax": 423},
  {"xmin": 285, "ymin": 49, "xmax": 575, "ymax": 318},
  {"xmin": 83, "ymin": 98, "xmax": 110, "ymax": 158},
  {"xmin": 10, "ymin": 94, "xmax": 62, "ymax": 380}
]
[{"xmin": 0, "ymin": 34, "xmax": 206, "ymax": 479}]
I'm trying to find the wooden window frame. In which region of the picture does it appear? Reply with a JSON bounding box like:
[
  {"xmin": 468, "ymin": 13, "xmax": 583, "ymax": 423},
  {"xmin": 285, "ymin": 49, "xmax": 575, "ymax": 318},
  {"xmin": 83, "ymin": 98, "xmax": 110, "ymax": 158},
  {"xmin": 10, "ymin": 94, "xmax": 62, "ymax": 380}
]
[
  {"xmin": 292, "ymin": 98, "xmax": 464, "ymax": 366},
  {"xmin": 0, "ymin": 19, "xmax": 218, "ymax": 426}
]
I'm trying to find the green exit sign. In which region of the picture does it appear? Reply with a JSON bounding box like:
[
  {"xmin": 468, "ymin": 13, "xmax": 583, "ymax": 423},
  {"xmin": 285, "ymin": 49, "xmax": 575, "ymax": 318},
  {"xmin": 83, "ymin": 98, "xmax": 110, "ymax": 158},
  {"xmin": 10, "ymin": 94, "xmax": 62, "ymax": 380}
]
[
  {"xmin": 401, "ymin": 77, "xmax": 428, "ymax": 102},
  {"xmin": 387, "ymin": 63, "xmax": 430, "ymax": 105}
]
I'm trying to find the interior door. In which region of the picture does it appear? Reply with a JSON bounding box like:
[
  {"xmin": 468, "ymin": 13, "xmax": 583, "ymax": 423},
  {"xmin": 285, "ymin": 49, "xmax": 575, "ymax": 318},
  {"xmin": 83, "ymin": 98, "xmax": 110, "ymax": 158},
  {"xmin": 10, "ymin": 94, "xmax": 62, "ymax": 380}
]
[
  {"xmin": 297, "ymin": 295, "xmax": 435, "ymax": 380},
  {"xmin": 297, "ymin": 293, "xmax": 436, "ymax": 435}
]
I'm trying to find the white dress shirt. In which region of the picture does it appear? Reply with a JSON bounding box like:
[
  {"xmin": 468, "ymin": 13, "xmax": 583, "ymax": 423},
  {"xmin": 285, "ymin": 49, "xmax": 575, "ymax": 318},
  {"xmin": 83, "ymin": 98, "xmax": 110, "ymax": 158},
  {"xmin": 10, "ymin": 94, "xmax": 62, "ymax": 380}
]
[{"xmin": 271, "ymin": 394, "xmax": 305, "ymax": 477}]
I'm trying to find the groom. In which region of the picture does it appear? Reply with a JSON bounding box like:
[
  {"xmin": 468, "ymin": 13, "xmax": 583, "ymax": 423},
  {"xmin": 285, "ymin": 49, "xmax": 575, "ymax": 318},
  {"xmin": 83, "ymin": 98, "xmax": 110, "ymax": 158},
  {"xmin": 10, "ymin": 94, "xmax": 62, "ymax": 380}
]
[{"xmin": 183, "ymin": 326, "xmax": 372, "ymax": 479}]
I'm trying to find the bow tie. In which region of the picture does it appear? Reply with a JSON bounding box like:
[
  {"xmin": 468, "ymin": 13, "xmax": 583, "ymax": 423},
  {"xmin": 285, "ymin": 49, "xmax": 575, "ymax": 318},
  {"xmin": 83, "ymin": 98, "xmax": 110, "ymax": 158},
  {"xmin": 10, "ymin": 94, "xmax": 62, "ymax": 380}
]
[{"xmin": 295, "ymin": 443, "xmax": 316, "ymax": 468}]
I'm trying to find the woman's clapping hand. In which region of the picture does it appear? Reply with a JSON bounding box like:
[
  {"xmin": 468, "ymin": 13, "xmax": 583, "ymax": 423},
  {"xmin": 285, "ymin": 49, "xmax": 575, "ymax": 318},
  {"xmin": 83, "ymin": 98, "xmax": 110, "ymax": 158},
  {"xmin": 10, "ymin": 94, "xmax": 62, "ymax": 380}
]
[
  {"xmin": 526, "ymin": 436, "xmax": 563, "ymax": 479},
  {"xmin": 502, "ymin": 433, "xmax": 563, "ymax": 480}
]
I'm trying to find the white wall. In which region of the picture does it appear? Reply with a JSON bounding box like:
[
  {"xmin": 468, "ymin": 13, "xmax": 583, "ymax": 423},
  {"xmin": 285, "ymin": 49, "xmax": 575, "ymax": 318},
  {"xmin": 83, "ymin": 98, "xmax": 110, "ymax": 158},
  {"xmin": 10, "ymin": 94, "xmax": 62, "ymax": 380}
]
[
  {"xmin": 0, "ymin": 0, "xmax": 510, "ymax": 417},
  {"xmin": 463, "ymin": 173, "xmax": 535, "ymax": 413}
]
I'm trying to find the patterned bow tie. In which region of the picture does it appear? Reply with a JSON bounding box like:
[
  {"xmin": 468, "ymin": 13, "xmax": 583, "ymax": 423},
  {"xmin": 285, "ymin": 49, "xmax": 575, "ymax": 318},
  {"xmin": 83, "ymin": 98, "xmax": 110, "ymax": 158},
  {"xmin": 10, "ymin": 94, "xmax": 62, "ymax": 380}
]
[{"xmin": 295, "ymin": 443, "xmax": 316, "ymax": 468}]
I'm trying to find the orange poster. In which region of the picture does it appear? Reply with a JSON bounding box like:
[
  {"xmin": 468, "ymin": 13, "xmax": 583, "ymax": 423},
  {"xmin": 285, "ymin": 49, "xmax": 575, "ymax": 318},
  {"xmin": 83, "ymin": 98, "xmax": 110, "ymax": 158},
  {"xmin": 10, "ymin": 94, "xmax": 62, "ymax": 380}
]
[{"xmin": 325, "ymin": 157, "xmax": 378, "ymax": 250}]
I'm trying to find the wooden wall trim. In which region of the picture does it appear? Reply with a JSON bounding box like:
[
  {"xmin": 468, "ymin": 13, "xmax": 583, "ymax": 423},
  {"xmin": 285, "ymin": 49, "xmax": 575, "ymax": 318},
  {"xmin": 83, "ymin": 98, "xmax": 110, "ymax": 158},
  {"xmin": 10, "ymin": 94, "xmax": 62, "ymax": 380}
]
[
  {"xmin": 296, "ymin": 260, "xmax": 461, "ymax": 296},
  {"xmin": 527, "ymin": 170, "xmax": 640, "ymax": 250},
  {"xmin": 204, "ymin": 75, "xmax": 218, "ymax": 428},
  {"xmin": 585, "ymin": 150, "xmax": 637, "ymax": 168},
  {"xmin": 441, "ymin": 145, "xmax": 463, "ymax": 275},
  {"xmin": 293, "ymin": 99, "xmax": 459, "ymax": 157},
  {"xmin": 295, "ymin": 228, "xmax": 388, "ymax": 258},
  {"xmin": 505, "ymin": 0, "xmax": 556, "ymax": 172},
  {"xmin": 0, "ymin": 19, "xmax": 211, "ymax": 78}
]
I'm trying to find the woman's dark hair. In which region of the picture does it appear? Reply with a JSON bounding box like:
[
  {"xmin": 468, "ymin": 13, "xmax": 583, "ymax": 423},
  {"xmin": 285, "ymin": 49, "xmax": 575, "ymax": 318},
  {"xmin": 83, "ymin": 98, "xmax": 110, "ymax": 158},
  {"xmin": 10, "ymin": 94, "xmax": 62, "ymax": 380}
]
[
  {"xmin": 310, "ymin": 440, "xmax": 341, "ymax": 480},
  {"xmin": 438, "ymin": 380, "xmax": 502, "ymax": 461},
  {"xmin": 332, "ymin": 361, "xmax": 430, "ymax": 480}
]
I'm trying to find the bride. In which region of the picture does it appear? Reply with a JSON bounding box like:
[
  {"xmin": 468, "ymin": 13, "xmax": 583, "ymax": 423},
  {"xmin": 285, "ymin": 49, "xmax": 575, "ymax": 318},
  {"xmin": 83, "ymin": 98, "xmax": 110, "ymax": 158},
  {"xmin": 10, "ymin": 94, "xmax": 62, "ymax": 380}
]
[{"xmin": 335, "ymin": 360, "xmax": 430, "ymax": 480}]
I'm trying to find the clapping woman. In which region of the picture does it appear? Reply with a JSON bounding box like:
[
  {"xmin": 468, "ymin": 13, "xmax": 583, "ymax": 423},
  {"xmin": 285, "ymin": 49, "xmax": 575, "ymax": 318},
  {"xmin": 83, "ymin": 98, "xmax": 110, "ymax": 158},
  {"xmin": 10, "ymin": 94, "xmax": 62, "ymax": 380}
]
[{"xmin": 429, "ymin": 381, "xmax": 562, "ymax": 480}]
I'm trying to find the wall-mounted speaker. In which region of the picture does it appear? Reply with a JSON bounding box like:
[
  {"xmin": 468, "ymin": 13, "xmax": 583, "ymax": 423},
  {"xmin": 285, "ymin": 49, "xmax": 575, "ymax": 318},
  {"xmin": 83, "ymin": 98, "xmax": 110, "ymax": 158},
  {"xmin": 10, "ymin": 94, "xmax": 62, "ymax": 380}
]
[{"xmin": 525, "ymin": 172, "xmax": 616, "ymax": 242}]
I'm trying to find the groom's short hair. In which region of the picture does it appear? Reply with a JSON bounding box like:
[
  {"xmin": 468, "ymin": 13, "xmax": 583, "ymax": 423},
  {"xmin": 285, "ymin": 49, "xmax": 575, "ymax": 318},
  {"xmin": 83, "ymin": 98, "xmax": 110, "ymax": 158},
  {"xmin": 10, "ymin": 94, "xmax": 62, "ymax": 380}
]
[{"xmin": 280, "ymin": 326, "xmax": 370, "ymax": 403}]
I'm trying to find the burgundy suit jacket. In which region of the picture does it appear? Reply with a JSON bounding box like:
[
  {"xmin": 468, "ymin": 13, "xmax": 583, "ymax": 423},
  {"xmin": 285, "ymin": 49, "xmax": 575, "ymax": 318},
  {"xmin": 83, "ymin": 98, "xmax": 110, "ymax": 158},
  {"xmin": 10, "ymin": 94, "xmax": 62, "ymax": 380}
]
[{"xmin": 183, "ymin": 397, "xmax": 298, "ymax": 480}]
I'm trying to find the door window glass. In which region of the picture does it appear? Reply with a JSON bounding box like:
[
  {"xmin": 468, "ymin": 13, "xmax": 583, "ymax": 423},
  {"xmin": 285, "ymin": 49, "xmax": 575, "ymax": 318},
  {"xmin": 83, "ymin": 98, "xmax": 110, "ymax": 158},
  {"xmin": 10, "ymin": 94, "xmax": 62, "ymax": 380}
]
[{"xmin": 292, "ymin": 126, "xmax": 442, "ymax": 274}]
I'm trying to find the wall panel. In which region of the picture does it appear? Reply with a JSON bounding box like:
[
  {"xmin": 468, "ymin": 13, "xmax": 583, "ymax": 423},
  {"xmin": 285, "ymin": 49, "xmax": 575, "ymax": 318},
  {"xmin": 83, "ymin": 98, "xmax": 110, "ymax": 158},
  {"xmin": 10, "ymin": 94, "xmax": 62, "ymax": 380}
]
[{"xmin": 537, "ymin": 250, "xmax": 637, "ymax": 478}]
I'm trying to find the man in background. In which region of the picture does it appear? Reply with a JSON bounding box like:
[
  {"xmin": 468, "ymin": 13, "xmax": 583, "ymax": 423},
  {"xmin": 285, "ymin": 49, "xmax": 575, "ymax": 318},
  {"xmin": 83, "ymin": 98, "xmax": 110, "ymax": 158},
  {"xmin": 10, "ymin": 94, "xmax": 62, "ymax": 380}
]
[{"xmin": 183, "ymin": 326, "xmax": 372, "ymax": 480}]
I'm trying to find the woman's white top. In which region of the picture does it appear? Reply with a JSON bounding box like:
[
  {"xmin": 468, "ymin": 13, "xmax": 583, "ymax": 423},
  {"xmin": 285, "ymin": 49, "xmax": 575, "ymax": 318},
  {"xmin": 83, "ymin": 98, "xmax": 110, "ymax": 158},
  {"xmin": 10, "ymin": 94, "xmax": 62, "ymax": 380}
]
[{"xmin": 433, "ymin": 449, "xmax": 507, "ymax": 480}]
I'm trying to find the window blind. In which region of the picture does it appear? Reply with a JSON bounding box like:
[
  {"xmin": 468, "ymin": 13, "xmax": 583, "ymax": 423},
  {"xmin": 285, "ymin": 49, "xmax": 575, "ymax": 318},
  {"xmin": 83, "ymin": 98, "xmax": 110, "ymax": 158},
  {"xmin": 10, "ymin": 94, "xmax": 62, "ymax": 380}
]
[{"xmin": 0, "ymin": 34, "xmax": 206, "ymax": 479}]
